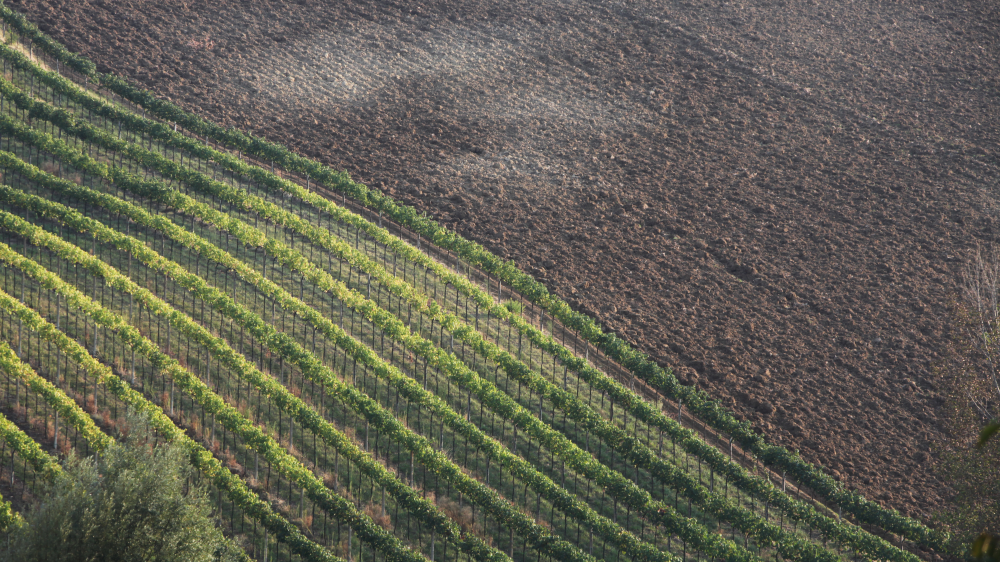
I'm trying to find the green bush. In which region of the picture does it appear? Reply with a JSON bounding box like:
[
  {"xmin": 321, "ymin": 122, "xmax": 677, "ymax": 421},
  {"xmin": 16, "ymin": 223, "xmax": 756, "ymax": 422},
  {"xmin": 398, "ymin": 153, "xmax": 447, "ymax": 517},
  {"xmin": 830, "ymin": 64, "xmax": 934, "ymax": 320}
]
[
  {"xmin": 937, "ymin": 247, "xmax": 1000, "ymax": 557},
  {"xmin": 7, "ymin": 412, "xmax": 239, "ymax": 562}
]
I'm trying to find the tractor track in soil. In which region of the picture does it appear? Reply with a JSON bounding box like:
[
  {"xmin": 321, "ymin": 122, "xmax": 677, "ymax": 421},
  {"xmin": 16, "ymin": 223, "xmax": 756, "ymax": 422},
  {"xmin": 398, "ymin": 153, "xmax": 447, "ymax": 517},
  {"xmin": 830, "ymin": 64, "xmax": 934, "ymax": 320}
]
[{"xmin": 9, "ymin": 0, "xmax": 1000, "ymax": 522}]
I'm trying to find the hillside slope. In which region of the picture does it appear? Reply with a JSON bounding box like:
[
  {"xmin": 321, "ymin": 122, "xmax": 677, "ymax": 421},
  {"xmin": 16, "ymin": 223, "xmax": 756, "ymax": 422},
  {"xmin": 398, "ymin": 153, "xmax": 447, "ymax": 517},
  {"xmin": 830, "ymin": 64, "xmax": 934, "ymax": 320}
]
[{"xmin": 12, "ymin": 0, "xmax": 999, "ymax": 520}]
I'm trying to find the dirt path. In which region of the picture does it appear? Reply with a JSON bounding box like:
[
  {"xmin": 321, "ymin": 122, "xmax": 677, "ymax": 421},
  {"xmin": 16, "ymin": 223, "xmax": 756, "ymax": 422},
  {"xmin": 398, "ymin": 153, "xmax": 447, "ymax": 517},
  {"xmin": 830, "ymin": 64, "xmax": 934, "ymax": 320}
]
[{"xmin": 12, "ymin": 0, "xmax": 1000, "ymax": 519}]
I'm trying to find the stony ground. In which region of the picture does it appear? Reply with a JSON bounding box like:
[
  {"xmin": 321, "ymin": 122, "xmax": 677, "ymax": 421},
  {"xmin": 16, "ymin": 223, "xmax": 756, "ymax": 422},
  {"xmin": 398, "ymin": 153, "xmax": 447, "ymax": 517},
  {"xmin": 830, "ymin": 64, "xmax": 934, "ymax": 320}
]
[{"xmin": 12, "ymin": 0, "xmax": 1000, "ymax": 520}]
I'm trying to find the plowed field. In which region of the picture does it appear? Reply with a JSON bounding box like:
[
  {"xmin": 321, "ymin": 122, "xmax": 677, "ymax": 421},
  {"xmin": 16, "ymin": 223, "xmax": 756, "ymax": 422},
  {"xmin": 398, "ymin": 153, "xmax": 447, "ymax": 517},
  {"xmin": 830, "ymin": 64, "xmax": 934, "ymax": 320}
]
[{"xmin": 13, "ymin": 0, "xmax": 998, "ymax": 520}]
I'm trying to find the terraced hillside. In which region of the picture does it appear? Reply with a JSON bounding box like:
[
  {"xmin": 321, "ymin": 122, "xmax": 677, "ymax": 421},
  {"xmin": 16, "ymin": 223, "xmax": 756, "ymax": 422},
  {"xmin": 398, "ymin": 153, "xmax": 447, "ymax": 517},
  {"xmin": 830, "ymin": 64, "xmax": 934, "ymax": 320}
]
[{"xmin": 0, "ymin": 7, "xmax": 951, "ymax": 562}]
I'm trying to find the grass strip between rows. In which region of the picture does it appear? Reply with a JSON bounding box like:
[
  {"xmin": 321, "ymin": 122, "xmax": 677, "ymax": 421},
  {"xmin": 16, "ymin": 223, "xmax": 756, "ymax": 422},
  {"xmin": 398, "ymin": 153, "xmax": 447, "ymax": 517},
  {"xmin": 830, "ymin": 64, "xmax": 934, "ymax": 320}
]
[{"xmin": 0, "ymin": 405, "xmax": 60, "ymax": 481}]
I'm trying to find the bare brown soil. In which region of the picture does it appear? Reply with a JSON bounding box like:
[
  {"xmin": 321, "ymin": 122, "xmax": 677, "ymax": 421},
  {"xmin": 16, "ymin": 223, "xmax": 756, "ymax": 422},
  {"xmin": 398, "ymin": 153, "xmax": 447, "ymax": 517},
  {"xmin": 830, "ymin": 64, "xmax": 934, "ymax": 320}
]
[{"xmin": 11, "ymin": 0, "xmax": 1000, "ymax": 520}]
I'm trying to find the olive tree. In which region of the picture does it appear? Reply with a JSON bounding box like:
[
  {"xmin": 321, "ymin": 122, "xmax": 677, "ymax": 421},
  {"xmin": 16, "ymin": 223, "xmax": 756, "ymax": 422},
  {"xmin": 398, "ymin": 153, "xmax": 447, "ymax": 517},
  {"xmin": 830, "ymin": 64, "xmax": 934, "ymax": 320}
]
[{"xmin": 7, "ymin": 412, "xmax": 240, "ymax": 562}]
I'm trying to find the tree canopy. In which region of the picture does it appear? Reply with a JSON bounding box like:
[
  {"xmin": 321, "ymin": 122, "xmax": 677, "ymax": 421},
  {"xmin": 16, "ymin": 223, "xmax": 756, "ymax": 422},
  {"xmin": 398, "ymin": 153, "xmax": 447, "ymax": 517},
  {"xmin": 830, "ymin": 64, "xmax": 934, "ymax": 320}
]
[{"xmin": 7, "ymin": 412, "xmax": 239, "ymax": 562}]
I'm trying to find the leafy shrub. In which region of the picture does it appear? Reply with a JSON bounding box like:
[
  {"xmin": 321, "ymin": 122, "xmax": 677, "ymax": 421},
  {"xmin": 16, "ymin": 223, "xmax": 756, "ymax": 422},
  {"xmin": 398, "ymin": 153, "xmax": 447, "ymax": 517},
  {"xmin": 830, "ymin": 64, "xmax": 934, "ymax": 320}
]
[
  {"xmin": 936, "ymin": 248, "xmax": 1000, "ymax": 554},
  {"xmin": 7, "ymin": 411, "xmax": 240, "ymax": 562}
]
